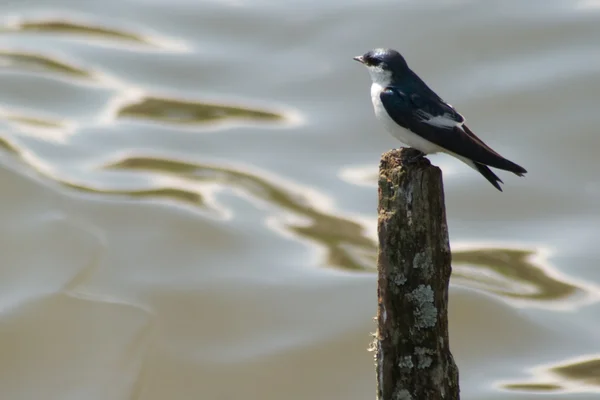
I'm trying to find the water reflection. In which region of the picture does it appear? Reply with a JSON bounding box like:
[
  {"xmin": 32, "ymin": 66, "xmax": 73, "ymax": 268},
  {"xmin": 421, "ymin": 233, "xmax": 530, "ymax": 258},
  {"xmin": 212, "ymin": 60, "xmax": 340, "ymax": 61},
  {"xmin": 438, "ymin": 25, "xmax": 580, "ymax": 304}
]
[
  {"xmin": 554, "ymin": 357, "xmax": 600, "ymax": 387},
  {"xmin": 117, "ymin": 96, "xmax": 286, "ymax": 126},
  {"xmin": 503, "ymin": 383, "xmax": 562, "ymax": 392},
  {"xmin": 11, "ymin": 154, "xmax": 373, "ymax": 270},
  {"xmin": 4, "ymin": 112, "xmax": 64, "ymax": 130},
  {"xmin": 0, "ymin": 50, "xmax": 93, "ymax": 79},
  {"xmin": 2, "ymin": 18, "xmax": 161, "ymax": 48},
  {"xmin": 6, "ymin": 150, "xmax": 592, "ymax": 303},
  {"xmin": 0, "ymin": 109, "xmax": 74, "ymax": 142},
  {"xmin": 0, "ymin": 135, "xmax": 19, "ymax": 155},
  {"xmin": 1, "ymin": 109, "xmax": 68, "ymax": 137},
  {"xmin": 62, "ymin": 178, "xmax": 205, "ymax": 208},
  {"xmin": 502, "ymin": 355, "xmax": 600, "ymax": 393},
  {"xmin": 452, "ymin": 247, "xmax": 582, "ymax": 302},
  {"xmin": 103, "ymin": 156, "xmax": 374, "ymax": 270}
]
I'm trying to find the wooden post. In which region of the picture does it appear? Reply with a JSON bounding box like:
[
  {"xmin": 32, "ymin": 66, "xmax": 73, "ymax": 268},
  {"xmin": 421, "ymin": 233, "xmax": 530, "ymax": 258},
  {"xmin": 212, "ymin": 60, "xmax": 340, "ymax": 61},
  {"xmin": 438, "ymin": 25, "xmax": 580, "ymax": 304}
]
[{"xmin": 375, "ymin": 148, "xmax": 460, "ymax": 400}]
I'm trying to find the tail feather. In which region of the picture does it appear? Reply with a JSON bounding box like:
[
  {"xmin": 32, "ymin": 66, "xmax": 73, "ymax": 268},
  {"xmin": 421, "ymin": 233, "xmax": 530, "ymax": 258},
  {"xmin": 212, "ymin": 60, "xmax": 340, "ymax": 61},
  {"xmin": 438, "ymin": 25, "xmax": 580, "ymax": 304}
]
[
  {"xmin": 460, "ymin": 125, "xmax": 528, "ymax": 176},
  {"xmin": 473, "ymin": 162, "xmax": 504, "ymax": 192},
  {"xmin": 451, "ymin": 150, "xmax": 525, "ymax": 191},
  {"xmin": 492, "ymin": 158, "xmax": 527, "ymax": 177}
]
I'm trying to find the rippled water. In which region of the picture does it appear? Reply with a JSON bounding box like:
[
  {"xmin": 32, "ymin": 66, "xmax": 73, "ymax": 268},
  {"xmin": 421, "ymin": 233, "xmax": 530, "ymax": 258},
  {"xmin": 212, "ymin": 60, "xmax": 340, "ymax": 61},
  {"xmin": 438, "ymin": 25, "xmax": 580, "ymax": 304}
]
[{"xmin": 1, "ymin": 1, "xmax": 599, "ymax": 399}]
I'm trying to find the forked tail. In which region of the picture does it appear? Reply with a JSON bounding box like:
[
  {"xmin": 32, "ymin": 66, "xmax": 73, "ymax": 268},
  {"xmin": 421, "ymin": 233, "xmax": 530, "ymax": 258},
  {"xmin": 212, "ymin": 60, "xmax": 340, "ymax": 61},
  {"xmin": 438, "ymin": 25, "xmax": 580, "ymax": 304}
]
[{"xmin": 473, "ymin": 162, "xmax": 504, "ymax": 192}]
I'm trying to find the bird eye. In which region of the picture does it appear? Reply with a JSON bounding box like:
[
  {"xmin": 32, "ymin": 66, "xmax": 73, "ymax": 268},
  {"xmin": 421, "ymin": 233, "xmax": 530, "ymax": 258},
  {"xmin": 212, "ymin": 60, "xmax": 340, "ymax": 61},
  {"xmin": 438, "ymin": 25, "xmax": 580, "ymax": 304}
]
[{"xmin": 365, "ymin": 56, "xmax": 381, "ymax": 67}]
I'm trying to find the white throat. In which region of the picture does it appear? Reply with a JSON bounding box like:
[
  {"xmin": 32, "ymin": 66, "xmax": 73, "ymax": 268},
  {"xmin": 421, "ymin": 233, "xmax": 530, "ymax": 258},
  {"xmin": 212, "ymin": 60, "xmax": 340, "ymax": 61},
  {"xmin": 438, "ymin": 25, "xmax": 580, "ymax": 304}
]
[
  {"xmin": 367, "ymin": 66, "xmax": 393, "ymax": 87},
  {"xmin": 368, "ymin": 66, "xmax": 392, "ymax": 114}
]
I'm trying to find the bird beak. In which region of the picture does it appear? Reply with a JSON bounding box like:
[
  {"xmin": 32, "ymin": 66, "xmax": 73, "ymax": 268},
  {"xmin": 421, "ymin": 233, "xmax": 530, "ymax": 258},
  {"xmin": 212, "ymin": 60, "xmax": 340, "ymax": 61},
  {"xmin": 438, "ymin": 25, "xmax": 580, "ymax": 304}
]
[{"xmin": 353, "ymin": 55, "xmax": 365, "ymax": 64}]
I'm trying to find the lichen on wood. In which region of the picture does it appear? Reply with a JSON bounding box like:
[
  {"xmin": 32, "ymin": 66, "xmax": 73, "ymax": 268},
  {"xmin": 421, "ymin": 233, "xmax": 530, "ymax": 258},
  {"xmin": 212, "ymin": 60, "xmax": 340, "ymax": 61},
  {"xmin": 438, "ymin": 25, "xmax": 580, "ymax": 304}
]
[{"xmin": 375, "ymin": 148, "xmax": 460, "ymax": 400}]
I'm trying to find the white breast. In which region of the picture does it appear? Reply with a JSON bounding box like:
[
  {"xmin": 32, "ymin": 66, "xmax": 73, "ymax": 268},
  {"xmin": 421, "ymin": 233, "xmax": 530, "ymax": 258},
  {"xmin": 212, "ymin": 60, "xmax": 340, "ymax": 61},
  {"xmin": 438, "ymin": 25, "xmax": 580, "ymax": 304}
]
[{"xmin": 370, "ymin": 83, "xmax": 444, "ymax": 155}]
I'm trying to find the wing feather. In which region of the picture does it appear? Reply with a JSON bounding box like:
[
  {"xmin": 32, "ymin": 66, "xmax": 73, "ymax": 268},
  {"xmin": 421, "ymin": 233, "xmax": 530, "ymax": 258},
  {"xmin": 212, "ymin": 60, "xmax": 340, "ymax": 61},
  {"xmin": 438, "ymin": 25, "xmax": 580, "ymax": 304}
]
[{"xmin": 379, "ymin": 87, "xmax": 526, "ymax": 175}]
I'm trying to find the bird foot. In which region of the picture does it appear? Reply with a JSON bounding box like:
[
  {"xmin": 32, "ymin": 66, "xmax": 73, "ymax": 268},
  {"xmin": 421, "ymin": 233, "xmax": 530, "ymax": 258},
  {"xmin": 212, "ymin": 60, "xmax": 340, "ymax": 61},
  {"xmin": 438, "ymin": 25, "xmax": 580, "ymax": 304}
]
[{"xmin": 401, "ymin": 148, "xmax": 425, "ymax": 165}]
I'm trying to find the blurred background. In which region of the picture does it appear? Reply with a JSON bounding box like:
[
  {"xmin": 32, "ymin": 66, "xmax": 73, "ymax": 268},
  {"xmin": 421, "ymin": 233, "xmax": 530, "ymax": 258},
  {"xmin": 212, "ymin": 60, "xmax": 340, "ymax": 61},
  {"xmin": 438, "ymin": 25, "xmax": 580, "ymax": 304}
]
[{"xmin": 0, "ymin": 0, "xmax": 599, "ymax": 399}]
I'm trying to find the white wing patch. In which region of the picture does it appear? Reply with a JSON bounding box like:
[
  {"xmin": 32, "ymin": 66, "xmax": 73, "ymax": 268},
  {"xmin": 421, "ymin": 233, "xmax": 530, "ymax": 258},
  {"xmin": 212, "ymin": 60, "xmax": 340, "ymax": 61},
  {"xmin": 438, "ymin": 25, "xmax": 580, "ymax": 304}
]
[{"xmin": 423, "ymin": 112, "xmax": 465, "ymax": 129}]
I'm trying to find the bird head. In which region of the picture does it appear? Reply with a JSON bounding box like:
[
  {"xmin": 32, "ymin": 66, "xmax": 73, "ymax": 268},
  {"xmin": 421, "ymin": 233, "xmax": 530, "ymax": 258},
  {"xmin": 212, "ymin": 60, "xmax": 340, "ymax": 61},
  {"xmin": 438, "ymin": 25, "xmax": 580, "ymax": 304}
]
[{"xmin": 353, "ymin": 48, "xmax": 409, "ymax": 85}]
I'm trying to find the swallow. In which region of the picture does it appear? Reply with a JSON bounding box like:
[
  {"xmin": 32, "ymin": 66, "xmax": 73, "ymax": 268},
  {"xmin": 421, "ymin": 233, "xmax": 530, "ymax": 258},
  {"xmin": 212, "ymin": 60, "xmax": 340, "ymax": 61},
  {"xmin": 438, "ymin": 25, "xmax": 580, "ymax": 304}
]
[{"xmin": 354, "ymin": 48, "xmax": 527, "ymax": 191}]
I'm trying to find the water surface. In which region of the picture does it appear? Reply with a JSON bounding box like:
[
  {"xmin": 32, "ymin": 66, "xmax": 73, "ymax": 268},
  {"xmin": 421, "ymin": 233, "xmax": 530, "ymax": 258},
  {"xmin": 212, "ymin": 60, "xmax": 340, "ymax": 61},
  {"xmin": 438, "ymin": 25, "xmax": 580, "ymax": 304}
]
[{"xmin": 0, "ymin": 0, "xmax": 599, "ymax": 399}]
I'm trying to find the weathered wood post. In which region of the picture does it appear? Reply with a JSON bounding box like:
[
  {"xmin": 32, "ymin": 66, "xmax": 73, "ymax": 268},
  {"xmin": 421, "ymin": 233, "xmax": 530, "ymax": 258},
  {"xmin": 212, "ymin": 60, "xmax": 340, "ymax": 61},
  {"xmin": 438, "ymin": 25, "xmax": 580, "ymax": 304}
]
[{"xmin": 375, "ymin": 148, "xmax": 460, "ymax": 400}]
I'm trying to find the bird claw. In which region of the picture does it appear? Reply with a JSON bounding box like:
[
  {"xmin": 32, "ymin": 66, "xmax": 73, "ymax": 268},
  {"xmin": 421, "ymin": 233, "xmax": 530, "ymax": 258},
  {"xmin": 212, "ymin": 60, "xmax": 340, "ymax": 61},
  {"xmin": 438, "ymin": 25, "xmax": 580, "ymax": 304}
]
[{"xmin": 402, "ymin": 148, "xmax": 425, "ymax": 165}]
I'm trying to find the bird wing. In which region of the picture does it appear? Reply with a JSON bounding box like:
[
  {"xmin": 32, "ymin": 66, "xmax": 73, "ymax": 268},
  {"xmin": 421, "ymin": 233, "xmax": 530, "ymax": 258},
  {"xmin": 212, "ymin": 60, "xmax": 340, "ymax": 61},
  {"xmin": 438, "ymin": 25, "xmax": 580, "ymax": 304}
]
[{"xmin": 379, "ymin": 86, "xmax": 525, "ymax": 173}]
